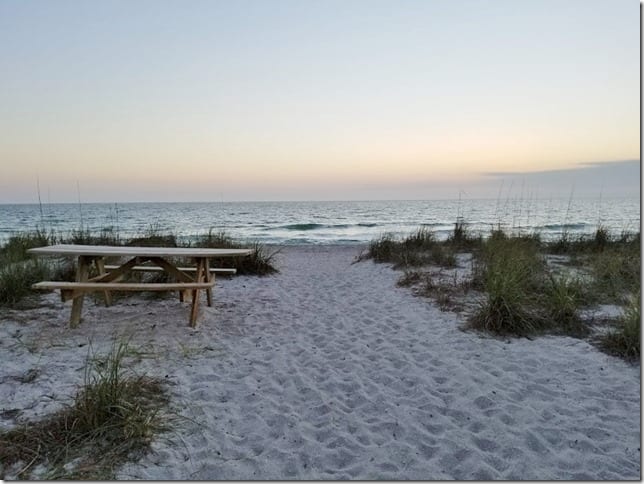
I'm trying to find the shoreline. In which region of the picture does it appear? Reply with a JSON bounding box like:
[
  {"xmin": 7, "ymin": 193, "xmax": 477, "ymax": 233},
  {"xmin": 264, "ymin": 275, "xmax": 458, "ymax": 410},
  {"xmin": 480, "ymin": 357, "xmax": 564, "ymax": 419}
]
[{"xmin": 0, "ymin": 245, "xmax": 640, "ymax": 479}]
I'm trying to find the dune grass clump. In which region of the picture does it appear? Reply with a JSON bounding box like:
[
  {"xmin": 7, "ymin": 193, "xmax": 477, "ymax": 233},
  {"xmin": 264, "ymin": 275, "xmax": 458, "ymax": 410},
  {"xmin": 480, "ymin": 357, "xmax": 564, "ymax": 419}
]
[
  {"xmin": 195, "ymin": 229, "xmax": 279, "ymax": 275},
  {"xmin": 361, "ymin": 229, "xmax": 457, "ymax": 269},
  {"xmin": 0, "ymin": 259, "xmax": 52, "ymax": 308},
  {"xmin": 446, "ymin": 219, "xmax": 482, "ymax": 250},
  {"xmin": 587, "ymin": 247, "xmax": 640, "ymax": 304},
  {"xmin": 0, "ymin": 341, "xmax": 169, "ymax": 480},
  {"xmin": 402, "ymin": 227, "xmax": 436, "ymax": 251},
  {"xmin": 227, "ymin": 241, "xmax": 280, "ymax": 276},
  {"xmin": 0, "ymin": 232, "xmax": 56, "ymax": 307},
  {"xmin": 195, "ymin": 229, "xmax": 238, "ymax": 249},
  {"xmin": 600, "ymin": 294, "xmax": 640, "ymax": 361},
  {"xmin": 64, "ymin": 227, "xmax": 122, "ymax": 246},
  {"xmin": 365, "ymin": 233, "xmax": 398, "ymax": 263},
  {"xmin": 467, "ymin": 236, "xmax": 545, "ymax": 336},
  {"xmin": 126, "ymin": 225, "xmax": 178, "ymax": 248},
  {"xmin": 541, "ymin": 274, "xmax": 586, "ymax": 336},
  {"xmin": 0, "ymin": 230, "xmax": 54, "ymax": 263}
]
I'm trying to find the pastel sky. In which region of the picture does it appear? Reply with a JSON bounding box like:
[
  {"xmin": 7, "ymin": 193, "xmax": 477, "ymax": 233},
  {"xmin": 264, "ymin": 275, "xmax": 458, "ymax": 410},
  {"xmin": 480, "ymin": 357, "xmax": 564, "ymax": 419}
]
[{"xmin": 0, "ymin": 0, "xmax": 639, "ymax": 203}]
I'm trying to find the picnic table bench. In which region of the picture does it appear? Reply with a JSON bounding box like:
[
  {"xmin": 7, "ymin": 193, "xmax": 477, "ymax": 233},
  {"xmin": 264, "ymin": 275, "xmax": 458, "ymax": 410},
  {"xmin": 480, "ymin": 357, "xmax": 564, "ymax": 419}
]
[{"xmin": 28, "ymin": 244, "xmax": 252, "ymax": 328}]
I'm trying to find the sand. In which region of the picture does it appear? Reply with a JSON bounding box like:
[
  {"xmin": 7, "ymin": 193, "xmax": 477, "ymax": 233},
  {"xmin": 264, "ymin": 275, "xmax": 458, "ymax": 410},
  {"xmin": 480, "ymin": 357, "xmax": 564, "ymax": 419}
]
[{"xmin": 0, "ymin": 245, "xmax": 640, "ymax": 479}]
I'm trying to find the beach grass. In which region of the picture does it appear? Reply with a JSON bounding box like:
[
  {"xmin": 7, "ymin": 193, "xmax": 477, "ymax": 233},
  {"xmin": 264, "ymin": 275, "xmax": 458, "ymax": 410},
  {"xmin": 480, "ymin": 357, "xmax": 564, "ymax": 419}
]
[
  {"xmin": 0, "ymin": 341, "xmax": 169, "ymax": 480},
  {"xmin": 0, "ymin": 259, "xmax": 52, "ymax": 308},
  {"xmin": 586, "ymin": 246, "xmax": 640, "ymax": 304},
  {"xmin": 541, "ymin": 274, "xmax": 586, "ymax": 337},
  {"xmin": 446, "ymin": 219, "xmax": 482, "ymax": 250},
  {"xmin": 194, "ymin": 229, "xmax": 279, "ymax": 276},
  {"xmin": 599, "ymin": 294, "xmax": 641, "ymax": 361},
  {"xmin": 361, "ymin": 229, "xmax": 458, "ymax": 269},
  {"xmin": 363, "ymin": 223, "xmax": 639, "ymax": 354},
  {"xmin": 467, "ymin": 235, "xmax": 545, "ymax": 336},
  {"xmin": 0, "ymin": 231, "xmax": 62, "ymax": 307}
]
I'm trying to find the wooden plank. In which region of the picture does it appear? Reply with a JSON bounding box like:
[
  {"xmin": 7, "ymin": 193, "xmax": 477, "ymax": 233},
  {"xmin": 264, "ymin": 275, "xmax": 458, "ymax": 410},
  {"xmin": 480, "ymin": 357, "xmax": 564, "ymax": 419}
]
[
  {"xmin": 103, "ymin": 264, "xmax": 236, "ymax": 275},
  {"xmin": 190, "ymin": 258, "xmax": 206, "ymax": 327},
  {"xmin": 28, "ymin": 244, "xmax": 252, "ymax": 258},
  {"xmin": 89, "ymin": 257, "xmax": 142, "ymax": 283},
  {"xmin": 94, "ymin": 257, "xmax": 112, "ymax": 306},
  {"xmin": 70, "ymin": 256, "xmax": 90, "ymax": 328},
  {"xmin": 148, "ymin": 257, "xmax": 195, "ymax": 282},
  {"xmin": 205, "ymin": 258, "xmax": 213, "ymax": 307},
  {"xmin": 33, "ymin": 281, "xmax": 215, "ymax": 291}
]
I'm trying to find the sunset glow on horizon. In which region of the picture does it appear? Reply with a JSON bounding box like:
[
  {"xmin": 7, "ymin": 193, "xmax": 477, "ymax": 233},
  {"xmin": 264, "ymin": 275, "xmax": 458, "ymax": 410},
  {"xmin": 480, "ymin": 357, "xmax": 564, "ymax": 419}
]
[{"xmin": 0, "ymin": 0, "xmax": 639, "ymax": 203}]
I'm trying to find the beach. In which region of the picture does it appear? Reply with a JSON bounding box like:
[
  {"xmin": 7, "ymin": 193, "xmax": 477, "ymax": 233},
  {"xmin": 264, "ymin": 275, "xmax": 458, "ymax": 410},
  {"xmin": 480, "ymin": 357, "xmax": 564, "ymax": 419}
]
[{"xmin": 0, "ymin": 244, "xmax": 640, "ymax": 479}]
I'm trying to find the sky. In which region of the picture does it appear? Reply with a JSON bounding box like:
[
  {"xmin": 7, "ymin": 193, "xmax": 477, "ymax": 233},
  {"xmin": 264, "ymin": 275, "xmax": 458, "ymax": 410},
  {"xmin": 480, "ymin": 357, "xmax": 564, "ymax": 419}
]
[{"xmin": 0, "ymin": 0, "xmax": 640, "ymax": 203}]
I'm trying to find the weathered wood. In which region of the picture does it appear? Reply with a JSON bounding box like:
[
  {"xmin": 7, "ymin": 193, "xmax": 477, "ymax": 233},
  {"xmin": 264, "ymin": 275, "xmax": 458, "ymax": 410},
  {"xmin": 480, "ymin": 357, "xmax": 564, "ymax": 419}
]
[
  {"xmin": 33, "ymin": 281, "xmax": 215, "ymax": 291},
  {"xmin": 205, "ymin": 258, "xmax": 213, "ymax": 307},
  {"xmin": 28, "ymin": 244, "xmax": 252, "ymax": 258},
  {"xmin": 190, "ymin": 258, "xmax": 206, "ymax": 327},
  {"xmin": 103, "ymin": 264, "xmax": 236, "ymax": 275},
  {"xmin": 94, "ymin": 258, "xmax": 112, "ymax": 306},
  {"xmin": 89, "ymin": 257, "xmax": 142, "ymax": 283},
  {"xmin": 28, "ymin": 244, "xmax": 250, "ymax": 329},
  {"xmin": 148, "ymin": 258, "xmax": 195, "ymax": 282},
  {"xmin": 70, "ymin": 256, "xmax": 90, "ymax": 328}
]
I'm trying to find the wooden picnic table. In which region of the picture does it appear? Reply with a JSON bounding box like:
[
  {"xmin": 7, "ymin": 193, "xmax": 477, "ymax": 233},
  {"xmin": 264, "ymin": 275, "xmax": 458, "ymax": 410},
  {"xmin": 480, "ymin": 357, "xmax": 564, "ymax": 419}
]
[{"xmin": 28, "ymin": 244, "xmax": 252, "ymax": 328}]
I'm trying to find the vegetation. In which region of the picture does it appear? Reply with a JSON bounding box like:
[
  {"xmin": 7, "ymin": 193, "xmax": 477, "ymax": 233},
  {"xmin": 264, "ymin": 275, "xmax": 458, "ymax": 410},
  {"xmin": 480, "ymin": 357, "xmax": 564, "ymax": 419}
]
[
  {"xmin": 361, "ymin": 222, "xmax": 640, "ymax": 359},
  {"xmin": 194, "ymin": 229, "xmax": 279, "ymax": 276},
  {"xmin": 360, "ymin": 228, "xmax": 457, "ymax": 270},
  {"xmin": 467, "ymin": 235, "xmax": 545, "ymax": 336},
  {"xmin": 541, "ymin": 274, "xmax": 586, "ymax": 337},
  {"xmin": 0, "ymin": 259, "xmax": 52, "ymax": 308},
  {"xmin": 599, "ymin": 294, "xmax": 641, "ymax": 361},
  {"xmin": 0, "ymin": 341, "xmax": 169, "ymax": 480}
]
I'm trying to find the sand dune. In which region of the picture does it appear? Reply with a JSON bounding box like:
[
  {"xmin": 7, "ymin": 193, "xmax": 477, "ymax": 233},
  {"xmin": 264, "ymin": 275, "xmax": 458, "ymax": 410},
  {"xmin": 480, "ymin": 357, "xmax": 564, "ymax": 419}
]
[{"xmin": 0, "ymin": 245, "xmax": 640, "ymax": 479}]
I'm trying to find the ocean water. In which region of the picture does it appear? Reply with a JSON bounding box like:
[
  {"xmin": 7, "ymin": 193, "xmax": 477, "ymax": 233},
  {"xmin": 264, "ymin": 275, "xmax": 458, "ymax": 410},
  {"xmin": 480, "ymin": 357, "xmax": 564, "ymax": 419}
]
[{"xmin": 0, "ymin": 198, "xmax": 639, "ymax": 246}]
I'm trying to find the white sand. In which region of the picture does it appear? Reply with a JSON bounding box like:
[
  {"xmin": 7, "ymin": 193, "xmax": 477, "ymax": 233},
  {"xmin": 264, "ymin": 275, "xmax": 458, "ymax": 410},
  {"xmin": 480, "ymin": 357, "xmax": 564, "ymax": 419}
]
[{"xmin": 0, "ymin": 245, "xmax": 640, "ymax": 479}]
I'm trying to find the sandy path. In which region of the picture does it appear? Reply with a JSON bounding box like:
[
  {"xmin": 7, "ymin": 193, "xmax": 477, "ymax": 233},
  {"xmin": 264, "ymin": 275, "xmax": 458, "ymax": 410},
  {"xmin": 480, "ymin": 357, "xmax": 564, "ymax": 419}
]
[{"xmin": 0, "ymin": 245, "xmax": 640, "ymax": 479}]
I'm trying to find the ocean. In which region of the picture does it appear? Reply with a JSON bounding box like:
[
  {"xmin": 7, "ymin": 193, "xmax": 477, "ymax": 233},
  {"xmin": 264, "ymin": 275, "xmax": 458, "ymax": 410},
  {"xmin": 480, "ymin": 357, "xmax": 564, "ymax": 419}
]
[{"xmin": 0, "ymin": 198, "xmax": 639, "ymax": 246}]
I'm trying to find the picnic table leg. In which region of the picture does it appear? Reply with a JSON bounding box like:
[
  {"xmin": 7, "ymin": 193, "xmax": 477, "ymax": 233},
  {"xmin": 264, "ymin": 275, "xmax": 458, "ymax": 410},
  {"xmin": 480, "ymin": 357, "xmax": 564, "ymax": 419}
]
[
  {"xmin": 94, "ymin": 257, "xmax": 112, "ymax": 306},
  {"xmin": 204, "ymin": 258, "xmax": 213, "ymax": 307},
  {"xmin": 70, "ymin": 256, "xmax": 90, "ymax": 328},
  {"xmin": 189, "ymin": 258, "xmax": 206, "ymax": 327}
]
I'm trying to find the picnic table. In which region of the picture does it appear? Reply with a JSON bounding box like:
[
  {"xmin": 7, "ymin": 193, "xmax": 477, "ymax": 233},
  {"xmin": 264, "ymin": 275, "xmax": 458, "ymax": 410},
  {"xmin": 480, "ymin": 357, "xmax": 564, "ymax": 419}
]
[{"xmin": 28, "ymin": 244, "xmax": 252, "ymax": 327}]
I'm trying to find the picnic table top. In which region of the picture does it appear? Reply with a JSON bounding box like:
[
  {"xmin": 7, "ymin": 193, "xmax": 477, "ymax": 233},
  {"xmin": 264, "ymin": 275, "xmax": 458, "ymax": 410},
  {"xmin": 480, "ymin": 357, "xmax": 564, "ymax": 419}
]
[{"xmin": 27, "ymin": 244, "xmax": 253, "ymax": 258}]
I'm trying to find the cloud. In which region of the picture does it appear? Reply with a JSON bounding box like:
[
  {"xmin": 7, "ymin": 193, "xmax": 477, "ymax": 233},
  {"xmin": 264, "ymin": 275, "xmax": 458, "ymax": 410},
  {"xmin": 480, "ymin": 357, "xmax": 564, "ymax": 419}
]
[{"xmin": 479, "ymin": 160, "xmax": 640, "ymax": 198}]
